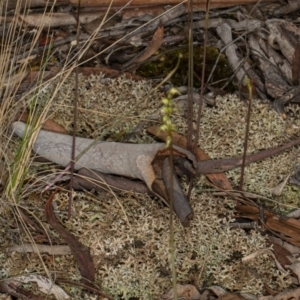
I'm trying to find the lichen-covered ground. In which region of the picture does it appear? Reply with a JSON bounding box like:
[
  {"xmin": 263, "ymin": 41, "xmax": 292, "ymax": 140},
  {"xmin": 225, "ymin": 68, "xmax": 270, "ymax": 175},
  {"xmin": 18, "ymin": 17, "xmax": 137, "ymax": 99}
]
[{"xmin": 1, "ymin": 73, "xmax": 300, "ymax": 299}]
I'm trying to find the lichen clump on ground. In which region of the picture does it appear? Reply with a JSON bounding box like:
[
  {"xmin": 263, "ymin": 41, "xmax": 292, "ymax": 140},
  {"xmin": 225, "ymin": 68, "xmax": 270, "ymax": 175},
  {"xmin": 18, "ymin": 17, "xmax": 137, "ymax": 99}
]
[{"xmin": 2, "ymin": 73, "xmax": 300, "ymax": 299}]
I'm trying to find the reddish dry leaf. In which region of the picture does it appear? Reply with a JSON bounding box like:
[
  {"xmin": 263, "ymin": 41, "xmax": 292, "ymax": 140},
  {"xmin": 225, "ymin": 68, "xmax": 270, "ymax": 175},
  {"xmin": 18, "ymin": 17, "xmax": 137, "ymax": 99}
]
[
  {"xmin": 163, "ymin": 284, "xmax": 201, "ymax": 300},
  {"xmin": 218, "ymin": 293, "xmax": 247, "ymax": 300},
  {"xmin": 271, "ymin": 242, "xmax": 292, "ymax": 271},
  {"xmin": 147, "ymin": 125, "xmax": 233, "ymax": 190},
  {"xmin": 18, "ymin": 112, "xmax": 68, "ymax": 134},
  {"xmin": 125, "ymin": 22, "xmax": 164, "ymax": 68},
  {"xmin": 45, "ymin": 190, "xmax": 95, "ymax": 287}
]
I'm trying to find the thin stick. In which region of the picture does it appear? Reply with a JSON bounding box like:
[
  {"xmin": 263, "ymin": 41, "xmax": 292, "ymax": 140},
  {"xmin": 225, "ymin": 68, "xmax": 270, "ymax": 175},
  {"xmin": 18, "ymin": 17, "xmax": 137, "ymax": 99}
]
[
  {"xmin": 193, "ymin": 0, "xmax": 210, "ymax": 152},
  {"xmin": 186, "ymin": 0, "xmax": 194, "ymax": 200},
  {"xmin": 239, "ymin": 77, "xmax": 252, "ymax": 190},
  {"xmin": 69, "ymin": 1, "xmax": 81, "ymax": 219},
  {"xmin": 168, "ymin": 143, "xmax": 177, "ymax": 300}
]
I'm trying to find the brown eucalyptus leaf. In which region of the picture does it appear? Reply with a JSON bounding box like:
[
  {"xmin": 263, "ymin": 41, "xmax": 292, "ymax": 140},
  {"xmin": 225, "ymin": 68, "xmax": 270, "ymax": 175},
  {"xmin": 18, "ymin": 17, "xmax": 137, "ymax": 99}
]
[
  {"xmin": 163, "ymin": 284, "xmax": 201, "ymax": 300},
  {"xmin": 218, "ymin": 293, "xmax": 247, "ymax": 300},
  {"xmin": 138, "ymin": 22, "xmax": 164, "ymax": 60},
  {"xmin": 18, "ymin": 112, "xmax": 68, "ymax": 134},
  {"xmin": 45, "ymin": 191, "xmax": 95, "ymax": 286},
  {"xmin": 271, "ymin": 242, "xmax": 292, "ymax": 271}
]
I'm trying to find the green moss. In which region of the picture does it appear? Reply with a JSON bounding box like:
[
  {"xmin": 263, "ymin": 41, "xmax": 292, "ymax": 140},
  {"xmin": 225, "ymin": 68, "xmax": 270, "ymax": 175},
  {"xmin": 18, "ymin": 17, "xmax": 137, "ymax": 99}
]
[
  {"xmin": 137, "ymin": 46, "xmax": 234, "ymax": 92},
  {"xmin": 277, "ymin": 185, "xmax": 300, "ymax": 213}
]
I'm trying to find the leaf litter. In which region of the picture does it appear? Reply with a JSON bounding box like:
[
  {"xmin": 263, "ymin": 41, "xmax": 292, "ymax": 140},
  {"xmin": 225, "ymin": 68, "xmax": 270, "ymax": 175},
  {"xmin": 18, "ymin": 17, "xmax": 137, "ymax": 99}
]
[
  {"xmin": 2, "ymin": 0, "xmax": 300, "ymax": 298},
  {"xmin": 2, "ymin": 72, "xmax": 300, "ymax": 299}
]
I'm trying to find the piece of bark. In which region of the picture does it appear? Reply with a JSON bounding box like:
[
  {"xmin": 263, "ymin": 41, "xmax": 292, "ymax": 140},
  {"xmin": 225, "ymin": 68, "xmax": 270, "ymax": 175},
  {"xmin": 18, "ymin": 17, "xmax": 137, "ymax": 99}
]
[
  {"xmin": 8, "ymin": 244, "xmax": 71, "ymax": 255},
  {"xmin": 273, "ymin": 0, "xmax": 300, "ymax": 15},
  {"xmin": 3, "ymin": 0, "xmax": 48, "ymax": 10},
  {"xmin": 248, "ymin": 35, "xmax": 300, "ymax": 111},
  {"xmin": 162, "ymin": 157, "xmax": 193, "ymax": 227},
  {"xmin": 237, "ymin": 205, "xmax": 300, "ymax": 247},
  {"xmin": 266, "ymin": 20, "xmax": 300, "ymax": 64},
  {"xmin": 216, "ymin": 23, "xmax": 246, "ymax": 85},
  {"xmin": 194, "ymin": 18, "xmax": 262, "ymax": 32},
  {"xmin": 18, "ymin": 11, "xmax": 107, "ymax": 28},
  {"xmin": 55, "ymin": 0, "xmax": 273, "ymax": 10},
  {"xmin": 273, "ymin": 86, "xmax": 300, "ymax": 113},
  {"xmin": 254, "ymin": 36, "xmax": 292, "ymax": 85}
]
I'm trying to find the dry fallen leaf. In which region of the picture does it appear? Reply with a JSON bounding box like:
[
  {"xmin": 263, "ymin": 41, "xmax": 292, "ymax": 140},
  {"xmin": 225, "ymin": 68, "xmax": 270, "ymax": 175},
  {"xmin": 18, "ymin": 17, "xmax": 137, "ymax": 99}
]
[
  {"xmin": 218, "ymin": 292, "xmax": 248, "ymax": 300},
  {"xmin": 163, "ymin": 284, "xmax": 201, "ymax": 300},
  {"xmin": 123, "ymin": 21, "xmax": 164, "ymax": 70},
  {"xmin": 45, "ymin": 190, "xmax": 95, "ymax": 286},
  {"xmin": 18, "ymin": 112, "xmax": 68, "ymax": 134}
]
